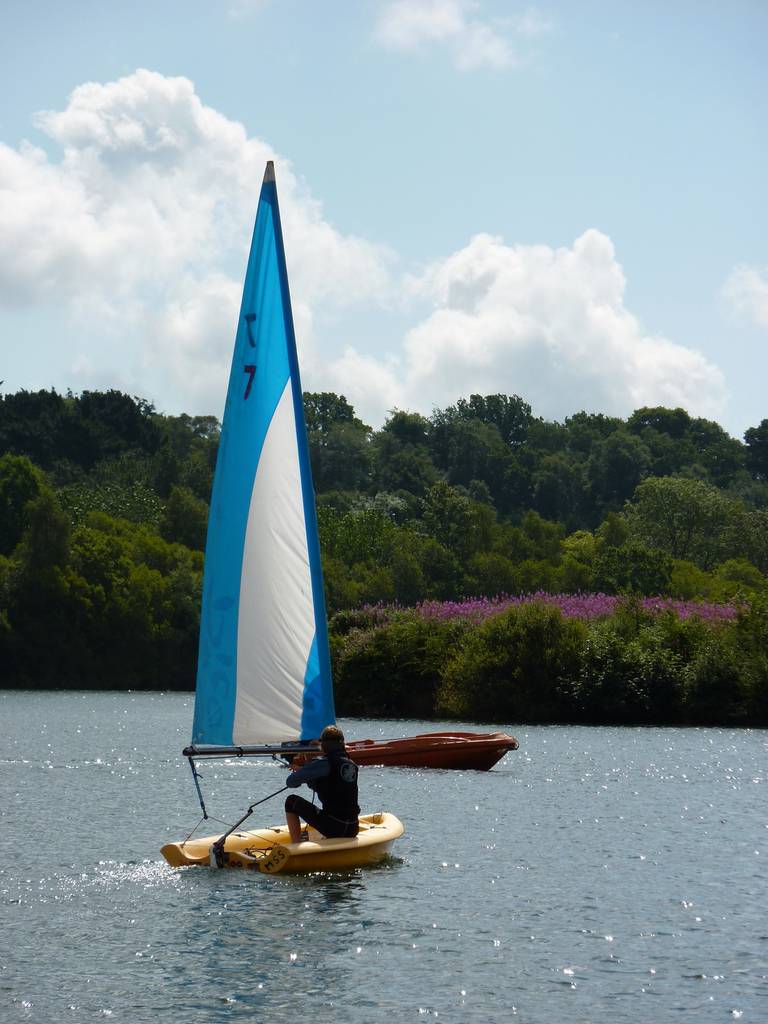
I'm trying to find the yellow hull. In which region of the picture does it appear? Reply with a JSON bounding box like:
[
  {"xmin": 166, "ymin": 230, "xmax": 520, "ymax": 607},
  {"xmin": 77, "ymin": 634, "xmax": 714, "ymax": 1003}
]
[{"xmin": 161, "ymin": 811, "xmax": 404, "ymax": 874}]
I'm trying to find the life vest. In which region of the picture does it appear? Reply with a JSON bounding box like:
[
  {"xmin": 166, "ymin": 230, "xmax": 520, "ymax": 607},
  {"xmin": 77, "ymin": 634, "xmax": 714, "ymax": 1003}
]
[{"xmin": 313, "ymin": 747, "xmax": 360, "ymax": 822}]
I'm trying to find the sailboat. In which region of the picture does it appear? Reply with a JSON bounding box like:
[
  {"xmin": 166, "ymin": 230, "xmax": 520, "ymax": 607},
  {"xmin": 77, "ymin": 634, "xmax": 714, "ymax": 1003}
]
[{"xmin": 162, "ymin": 161, "xmax": 515, "ymax": 869}]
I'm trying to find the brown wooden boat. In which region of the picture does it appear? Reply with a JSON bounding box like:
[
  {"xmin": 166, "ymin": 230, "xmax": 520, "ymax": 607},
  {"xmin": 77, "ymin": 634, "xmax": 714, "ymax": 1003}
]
[{"xmin": 341, "ymin": 731, "xmax": 518, "ymax": 770}]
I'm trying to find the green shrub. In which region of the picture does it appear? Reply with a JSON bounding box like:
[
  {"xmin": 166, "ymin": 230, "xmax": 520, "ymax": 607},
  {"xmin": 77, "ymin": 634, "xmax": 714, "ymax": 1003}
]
[
  {"xmin": 733, "ymin": 599, "xmax": 768, "ymax": 724},
  {"xmin": 682, "ymin": 631, "xmax": 746, "ymax": 725},
  {"xmin": 437, "ymin": 602, "xmax": 587, "ymax": 723},
  {"xmin": 575, "ymin": 623, "xmax": 685, "ymax": 724},
  {"xmin": 332, "ymin": 614, "xmax": 466, "ymax": 718}
]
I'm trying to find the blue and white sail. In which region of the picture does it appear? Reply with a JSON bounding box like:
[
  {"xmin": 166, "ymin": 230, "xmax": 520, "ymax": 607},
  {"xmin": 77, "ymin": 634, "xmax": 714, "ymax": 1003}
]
[{"xmin": 192, "ymin": 161, "xmax": 335, "ymax": 746}]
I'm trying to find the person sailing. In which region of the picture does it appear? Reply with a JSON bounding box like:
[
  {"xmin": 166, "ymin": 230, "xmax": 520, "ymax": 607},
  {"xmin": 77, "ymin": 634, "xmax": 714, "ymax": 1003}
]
[{"xmin": 284, "ymin": 725, "xmax": 360, "ymax": 842}]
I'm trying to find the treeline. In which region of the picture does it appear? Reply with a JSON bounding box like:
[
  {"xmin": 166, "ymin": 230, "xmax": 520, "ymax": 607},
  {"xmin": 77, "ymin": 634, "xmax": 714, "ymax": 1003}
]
[
  {"xmin": 0, "ymin": 390, "xmax": 212, "ymax": 688},
  {"xmin": 1, "ymin": 387, "xmax": 767, "ymax": 710},
  {"xmin": 311, "ymin": 392, "xmax": 768, "ymax": 610}
]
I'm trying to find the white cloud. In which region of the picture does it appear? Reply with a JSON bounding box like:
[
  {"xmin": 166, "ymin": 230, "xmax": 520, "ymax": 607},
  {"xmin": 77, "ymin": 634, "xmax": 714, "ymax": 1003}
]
[
  {"xmin": 457, "ymin": 22, "xmax": 513, "ymax": 71},
  {"xmin": 0, "ymin": 69, "xmax": 394, "ymax": 412},
  {"xmin": 507, "ymin": 9, "xmax": 553, "ymax": 37},
  {"xmin": 331, "ymin": 229, "xmax": 728, "ymax": 426},
  {"xmin": 325, "ymin": 347, "xmax": 405, "ymax": 426},
  {"xmin": 375, "ymin": 0, "xmax": 467, "ymax": 49},
  {"xmin": 227, "ymin": 0, "xmax": 272, "ymax": 19},
  {"xmin": 1, "ymin": 70, "xmax": 730, "ymax": 435},
  {"xmin": 723, "ymin": 264, "xmax": 768, "ymax": 329},
  {"xmin": 374, "ymin": 0, "xmax": 551, "ymax": 70}
]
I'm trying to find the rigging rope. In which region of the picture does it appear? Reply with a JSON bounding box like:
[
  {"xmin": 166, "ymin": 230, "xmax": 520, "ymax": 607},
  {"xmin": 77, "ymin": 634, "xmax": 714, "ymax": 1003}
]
[
  {"xmin": 210, "ymin": 786, "xmax": 290, "ymax": 867},
  {"xmin": 181, "ymin": 813, "xmax": 239, "ymax": 847},
  {"xmin": 181, "ymin": 753, "xmax": 295, "ymax": 857}
]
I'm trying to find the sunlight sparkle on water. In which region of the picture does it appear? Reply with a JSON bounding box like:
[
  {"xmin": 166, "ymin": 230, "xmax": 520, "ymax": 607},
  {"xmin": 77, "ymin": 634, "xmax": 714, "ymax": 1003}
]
[{"xmin": 5, "ymin": 695, "xmax": 768, "ymax": 1024}]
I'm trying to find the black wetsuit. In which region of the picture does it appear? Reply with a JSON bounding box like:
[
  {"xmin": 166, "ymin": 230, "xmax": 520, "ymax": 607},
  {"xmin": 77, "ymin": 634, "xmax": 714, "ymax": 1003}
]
[{"xmin": 285, "ymin": 747, "xmax": 360, "ymax": 838}]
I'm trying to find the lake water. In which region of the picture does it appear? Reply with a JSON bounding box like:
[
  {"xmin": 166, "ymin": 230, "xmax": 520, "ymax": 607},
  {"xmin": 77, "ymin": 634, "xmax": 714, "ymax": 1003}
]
[{"xmin": 2, "ymin": 691, "xmax": 766, "ymax": 1023}]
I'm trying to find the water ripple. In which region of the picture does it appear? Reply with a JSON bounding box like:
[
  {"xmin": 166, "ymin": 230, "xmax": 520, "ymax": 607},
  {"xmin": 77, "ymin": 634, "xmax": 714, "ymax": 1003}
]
[{"xmin": 2, "ymin": 694, "xmax": 767, "ymax": 1023}]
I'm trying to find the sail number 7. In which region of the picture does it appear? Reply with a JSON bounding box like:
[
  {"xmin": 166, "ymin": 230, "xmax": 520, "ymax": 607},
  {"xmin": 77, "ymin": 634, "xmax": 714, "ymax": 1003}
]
[{"xmin": 243, "ymin": 365, "xmax": 256, "ymax": 399}]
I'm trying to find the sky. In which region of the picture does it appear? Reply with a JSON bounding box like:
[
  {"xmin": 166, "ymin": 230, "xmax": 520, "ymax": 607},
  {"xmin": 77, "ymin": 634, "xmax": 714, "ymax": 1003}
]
[{"xmin": 1, "ymin": 0, "xmax": 766, "ymax": 439}]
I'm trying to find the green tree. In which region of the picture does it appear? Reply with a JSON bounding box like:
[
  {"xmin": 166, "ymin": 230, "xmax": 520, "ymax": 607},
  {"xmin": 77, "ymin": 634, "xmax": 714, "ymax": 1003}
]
[
  {"xmin": 526, "ymin": 418, "xmax": 569, "ymax": 454},
  {"xmin": 683, "ymin": 631, "xmax": 747, "ymax": 725},
  {"xmin": 182, "ymin": 448, "xmax": 215, "ymax": 503},
  {"xmin": 687, "ymin": 416, "xmax": 745, "ymax": 486},
  {"xmin": 710, "ymin": 559, "xmax": 766, "ymax": 601},
  {"xmin": 318, "ymin": 506, "xmax": 397, "ymax": 565},
  {"xmin": 556, "ymin": 554, "xmax": 595, "ymax": 593},
  {"xmin": 456, "ymin": 394, "xmax": 533, "ymax": 446},
  {"xmin": 303, "ymin": 392, "xmax": 366, "ymax": 435},
  {"xmin": 421, "ymin": 480, "xmax": 492, "ymax": 560},
  {"xmin": 322, "ymin": 556, "xmax": 363, "ymax": 614},
  {"xmin": 433, "ymin": 393, "xmax": 532, "ymax": 448},
  {"xmin": 77, "ymin": 390, "xmax": 162, "ymax": 460},
  {"xmin": 159, "ymin": 485, "xmax": 209, "ymax": 551},
  {"xmin": 587, "ymin": 430, "xmax": 651, "ymax": 509},
  {"xmin": 744, "ymin": 419, "xmax": 768, "ymax": 481},
  {"xmin": 57, "ymin": 480, "xmax": 164, "ymax": 528},
  {"xmin": 438, "ymin": 418, "xmax": 510, "ymax": 491},
  {"xmin": 415, "ymin": 536, "xmax": 463, "ymax": 599},
  {"xmin": 376, "ymin": 447, "xmax": 439, "ymax": 496},
  {"xmin": 465, "ymin": 552, "xmax": 518, "ymax": 597},
  {"xmin": 311, "ymin": 421, "xmax": 373, "ymax": 492},
  {"xmin": 4, "ymin": 486, "xmax": 85, "ymax": 686},
  {"xmin": 0, "ymin": 389, "xmax": 93, "ymax": 470},
  {"xmin": 152, "ymin": 439, "xmax": 183, "ymax": 498},
  {"xmin": 373, "ymin": 411, "xmax": 440, "ymax": 497},
  {"xmin": 556, "ymin": 530, "xmax": 598, "ymax": 592},
  {"xmin": 15, "ymin": 488, "xmax": 71, "ymax": 575},
  {"xmin": 389, "ymin": 547, "xmax": 427, "ymax": 605},
  {"xmin": 668, "ymin": 559, "xmax": 714, "ymax": 600},
  {"xmin": 593, "ymin": 543, "xmax": 672, "ymax": 596},
  {"xmin": 532, "ymin": 453, "xmax": 590, "ymax": 529},
  {"xmin": 0, "ymin": 454, "xmax": 47, "ymax": 555},
  {"xmin": 304, "ymin": 392, "xmax": 372, "ymax": 493},
  {"xmin": 496, "ymin": 452, "xmax": 533, "ymax": 516},
  {"xmin": 520, "ymin": 510, "xmax": 564, "ymax": 562},
  {"xmin": 627, "ymin": 406, "xmax": 691, "ymax": 439},
  {"xmin": 564, "ymin": 411, "xmax": 623, "ymax": 454},
  {"xmin": 596, "ymin": 511, "xmax": 630, "ymax": 549},
  {"xmin": 625, "ymin": 476, "xmax": 742, "ymax": 569},
  {"xmin": 736, "ymin": 509, "xmax": 768, "ymax": 573}
]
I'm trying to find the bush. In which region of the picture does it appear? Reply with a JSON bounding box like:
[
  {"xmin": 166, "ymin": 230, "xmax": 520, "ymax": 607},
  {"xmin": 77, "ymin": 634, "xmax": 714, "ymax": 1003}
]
[
  {"xmin": 332, "ymin": 614, "xmax": 467, "ymax": 718},
  {"xmin": 682, "ymin": 631, "xmax": 746, "ymax": 725},
  {"xmin": 575, "ymin": 623, "xmax": 685, "ymax": 724},
  {"xmin": 733, "ymin": 599, "xmax": 768, "ymax": 724},
  {"xmin": 328, "ymin": 605, "xmax": 391, "ymax": 635},
  {"xmin": 437, "ymin": 602, "xmax": 587, "ymax": 723}
]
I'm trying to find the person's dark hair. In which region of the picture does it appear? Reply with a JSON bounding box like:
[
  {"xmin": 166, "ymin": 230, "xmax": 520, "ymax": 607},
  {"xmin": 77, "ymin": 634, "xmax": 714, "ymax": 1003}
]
[{"xmin": 320, "ymin": 725, "xmax": 345, "ymax": 751}]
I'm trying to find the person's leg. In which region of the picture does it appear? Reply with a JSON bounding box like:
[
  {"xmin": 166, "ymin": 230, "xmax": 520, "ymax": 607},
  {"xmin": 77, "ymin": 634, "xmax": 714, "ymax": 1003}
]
[
  {"xmin": 284, "ymin": 794, "xmax": 323, "ymax": 842},
  {"xmin": 286, "ymin": 808, "xmax": 302, "ymax": 842},
  {"xmin": 310, "ymin": 810, "xmax": 359, "ymax": 838},
  {"xmin": 285, "ymin": 794, "xmax": 305, "ymax": 841}
]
